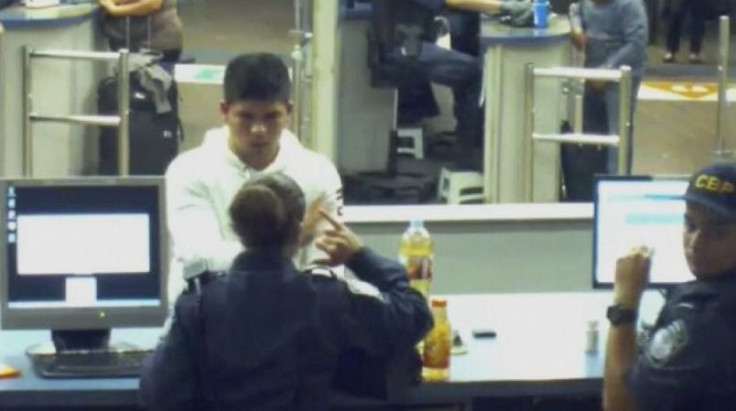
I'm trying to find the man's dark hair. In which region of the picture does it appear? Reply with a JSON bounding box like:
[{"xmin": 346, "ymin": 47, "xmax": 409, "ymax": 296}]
[{"xmin": 223, "ymin": 53, "xmax": 291, "ymax": 104}]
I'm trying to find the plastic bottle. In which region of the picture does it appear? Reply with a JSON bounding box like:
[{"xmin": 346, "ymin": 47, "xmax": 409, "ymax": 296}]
[
  {"xmin": 533, "ymin": 0, "xmax": 549, "ymax": 29},
  {"xmin": 398, "ymin": 220, "xmax": 434, "ymax": 298},
  {"xmin": 422, "ymin": 298, "xmax": 452, "ymax": 382},
  {"xmin": 586, "ymin": 320, "xmax": 599, "ymax": 354}
]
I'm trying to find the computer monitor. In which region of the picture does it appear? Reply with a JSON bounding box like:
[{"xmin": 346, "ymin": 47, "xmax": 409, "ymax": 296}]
[
  {"xmin": 593, "ymin": 175, "xmax": 692, "ymax": 289},
  {"xmin": 0, "ymin": 177, "xmax": 168, "ymax": 352}
]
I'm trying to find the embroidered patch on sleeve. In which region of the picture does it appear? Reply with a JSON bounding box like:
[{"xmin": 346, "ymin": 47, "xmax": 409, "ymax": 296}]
[
  {"xmin": 345, "ymin": 278, "xmax": 384, "ymax": 302},
  {"xmin": 646, "ymin": 319, "xmax": 689, "ymax": 365}
]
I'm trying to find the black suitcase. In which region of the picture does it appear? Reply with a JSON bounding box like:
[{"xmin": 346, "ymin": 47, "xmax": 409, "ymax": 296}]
[
  {"xmin": 97, "ymin": 67, "xmax": 181, "ymax": 175},
  {"xmin": 560, "ymin": 87, "xmax": 610, "ymax": 202}
]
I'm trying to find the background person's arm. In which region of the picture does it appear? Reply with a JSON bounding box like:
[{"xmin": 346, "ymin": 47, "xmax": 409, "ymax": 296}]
[
  {"xmin": 602, "ymin": 0, "xmax": 648, "ymax": 70},
  {"xmin": 99, "ymin": 0, "xmax": 163, "ymax": 17},
  {"xmin": 569, "ymin": 2, "xmax": 586, "ymax": 50},
  {"xmin": 445, "ymin": 0, "xmax": 504, "ymax": 13}
]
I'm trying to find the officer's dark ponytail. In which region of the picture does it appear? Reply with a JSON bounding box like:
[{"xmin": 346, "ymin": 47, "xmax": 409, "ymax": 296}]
[{"xmin": 229, "ymin": 173, "xmax": 306, "ymax": 254}]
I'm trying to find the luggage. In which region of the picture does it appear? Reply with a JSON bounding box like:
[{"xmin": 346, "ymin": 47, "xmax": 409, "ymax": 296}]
[
  {"xmin": 560, "ymin": 86, "xmax": 610, "ymax": 202},
  {"xmin": 97, "ymin": 65, "xmax": 181, "ymax": 175},
  {"xmin": 97, "ymin": 16, "xmax": 182, "ymax": 176}
]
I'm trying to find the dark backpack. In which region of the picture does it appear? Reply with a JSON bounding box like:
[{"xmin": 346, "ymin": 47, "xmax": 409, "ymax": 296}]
[{"xmin": 97, "ymin": 65, "xmax": 181, "ymax": 175}]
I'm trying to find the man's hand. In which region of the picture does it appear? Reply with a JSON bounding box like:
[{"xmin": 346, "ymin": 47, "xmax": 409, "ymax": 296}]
[
  {"xmin": 588, "ymin": 79, "xmax": 608, "ymax": 93},
  {"xmin": 313, "ymin": 210, "xmax": 363, "ymax": 267},
  {"xmin": 571, "ymin": 29, "xmax": 586, "ymax": 51},
  {"xmin": 299, "ymin": 194, "xmax": 327, "ymax": 247},
  {"xmin": 614, "ymin": 246, "xmax": 653, "ymax": 309}
]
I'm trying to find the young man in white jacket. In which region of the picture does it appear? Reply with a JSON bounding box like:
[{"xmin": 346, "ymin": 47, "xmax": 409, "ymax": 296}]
[{"xmin": 165, "ymin": 53, "xmax": 342, "ymax": 299}]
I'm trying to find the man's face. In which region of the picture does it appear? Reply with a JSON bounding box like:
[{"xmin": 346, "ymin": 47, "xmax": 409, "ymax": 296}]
[
  {"xmin": 683, "ymin": 203, "xmax": 736, "ymax": 278},
  {"xmin": 221, "ymin": 99, "xmax": 291, "ymax": 159}
]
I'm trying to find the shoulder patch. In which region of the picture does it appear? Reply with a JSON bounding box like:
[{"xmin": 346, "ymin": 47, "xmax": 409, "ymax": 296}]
[
  {"xmin": 646, "ymin": 319, "xmax": 689, "ymax": 365},
  {"xmin": 306, "ymin": 266, "xmax": 338, "ymax": 279},
  {"xmin": 345, "ymin": 278, "xmax": 384, "ymax": 302}
]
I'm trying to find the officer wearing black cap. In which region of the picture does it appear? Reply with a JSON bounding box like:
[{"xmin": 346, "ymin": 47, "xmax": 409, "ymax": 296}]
[
  {"xmin": 603, "ymin": 162, "xmax": 736, "ymax": 411},
  {"xmin": 140, "ymin": 173, "xmax": 433, "ymax": 411}
]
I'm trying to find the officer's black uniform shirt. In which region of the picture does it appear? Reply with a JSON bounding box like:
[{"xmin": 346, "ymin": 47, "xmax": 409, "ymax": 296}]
[
  {"xmin": 629, "ymin": 268, "xmax": 736, "ymax": 411},
  {"xmin": 139, "ymin": 247, "xmax": 432, "ymax": 411}
]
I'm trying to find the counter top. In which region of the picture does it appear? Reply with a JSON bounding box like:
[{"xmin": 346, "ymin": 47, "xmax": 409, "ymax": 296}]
[
  {"xmin": 481, "ymin": 13, "xmax": 571, "ymax": 46},
  {"xmin": 0, "ymin": 2, "xmax": 97, "ymax": 29},
  {"xmin": 0, "ymin": 292, "xmax": 667, "ymax": 408}
]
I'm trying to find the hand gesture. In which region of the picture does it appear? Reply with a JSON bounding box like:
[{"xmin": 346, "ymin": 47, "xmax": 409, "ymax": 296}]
[
  {"xmin": 614, "ymin": 246, "xmax": 653, "ymax": 308},
  {"xmin": 313, "ymin": 210, "xmax": 363, "ymax": 266},
  {"xmin": 299, "ymin": 194, "xmax": 327, "ymax": 247}
]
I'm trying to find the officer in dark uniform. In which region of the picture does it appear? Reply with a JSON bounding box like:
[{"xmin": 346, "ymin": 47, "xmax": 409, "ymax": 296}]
[
  {"xmin": 140, "ymin": 173, "xmax": 433, "ymax": 411},
  {"xmin": 370, "ymin": 0, "xmax": 531, "ymax": 170},
  {"xmin": 603, "ymin": 162, "xmax": 736, "ymax": 411}
]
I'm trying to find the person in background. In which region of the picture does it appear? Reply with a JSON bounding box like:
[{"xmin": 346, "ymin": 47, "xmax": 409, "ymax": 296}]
[
  {"xmin": 140, "ymin": 172, "xmax": 433, "ymax": 411},
  {"xmin": 164, "ymin": 53, "xmax": 343, "ymax": 300},
  {"xmin": 99, "ymin": 0, "xmax": 183, "ymax": 62},
  {"xmin": 372, "ymin": 0, "xmax": 532, "ymax": 170},
  {"xmin": 662, "ymin": 0, "xmax": 707, "ymax": 63},
  {"xmin": 603, "ymin": 162, "xmax": 736, "ymax": 411},
  {"xmin": 569, "ymin": 0, "xmax": 648, "ymax": 174}
]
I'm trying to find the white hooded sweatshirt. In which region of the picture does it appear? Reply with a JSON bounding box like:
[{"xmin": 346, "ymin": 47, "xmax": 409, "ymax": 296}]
[{"xmin": 165, "ymin": 126, "xmax": 343, "ymax": 299}]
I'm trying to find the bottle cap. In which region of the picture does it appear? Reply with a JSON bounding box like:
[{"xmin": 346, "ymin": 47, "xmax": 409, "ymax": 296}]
[
  {"xmin": 431, "ymin": 298, "xmax": 447, "ymax": 308},
  {"xmin": 410, "ymin": 220, "xmax": 424, "ymax": 229}
]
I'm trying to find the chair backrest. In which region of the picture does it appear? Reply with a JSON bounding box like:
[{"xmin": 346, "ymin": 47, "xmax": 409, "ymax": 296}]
[
  {"xmin": 367, "ymin": 0, "xmax": 437, "ymax": 88},
  {"xmin": 370, "ymin": 0, "xmax": 436, "ymax": 54}
]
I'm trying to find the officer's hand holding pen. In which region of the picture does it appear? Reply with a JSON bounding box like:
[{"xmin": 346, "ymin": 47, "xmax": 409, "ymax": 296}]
[
  {"xmin": 614, "ymin": 246, "xmax": 653, "ymax": 309},
  {"xmin": 313, "ymin": 210, "xmax": 363, "ymax": 267}
]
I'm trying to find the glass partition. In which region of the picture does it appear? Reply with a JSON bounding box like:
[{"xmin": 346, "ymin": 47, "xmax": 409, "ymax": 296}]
[{"xmin": 167, "ymin": 0, "xmax": 735, "ymax": 206}]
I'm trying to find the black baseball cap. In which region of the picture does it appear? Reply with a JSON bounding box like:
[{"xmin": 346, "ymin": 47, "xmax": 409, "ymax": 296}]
[{"xmin": 683, "ymin": 162, "xmax": 736, "ymax": 221}]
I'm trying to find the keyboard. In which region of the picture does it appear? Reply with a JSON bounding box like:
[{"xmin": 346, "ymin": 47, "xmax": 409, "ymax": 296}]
[{"xmin": 30, "ymin": 350, "xmax": 152, "ymax": 379}]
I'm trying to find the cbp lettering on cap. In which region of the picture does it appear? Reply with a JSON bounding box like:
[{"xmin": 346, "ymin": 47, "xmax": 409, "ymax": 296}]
[
  {"xmin": 684, "ymin": 162, "xmax": 736, "ymax": 221},
  {"xmin": 694, "ymin": 174, "xmax": 735, "ymax": 195}
]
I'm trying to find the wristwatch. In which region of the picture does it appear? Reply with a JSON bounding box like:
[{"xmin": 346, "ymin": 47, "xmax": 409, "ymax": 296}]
[{"xmin": 606, "ymin": 304, "xmax": 638, "ymax": 326}]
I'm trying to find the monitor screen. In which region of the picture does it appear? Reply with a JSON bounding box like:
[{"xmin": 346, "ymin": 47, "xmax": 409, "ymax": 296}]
[
  {"xmin": 593, "ymin": 176, "xmax": 692, "ymax": 288},
  {"xmin": 0, "ymin": 177, "xmax": 168, "ymax": 330}
]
